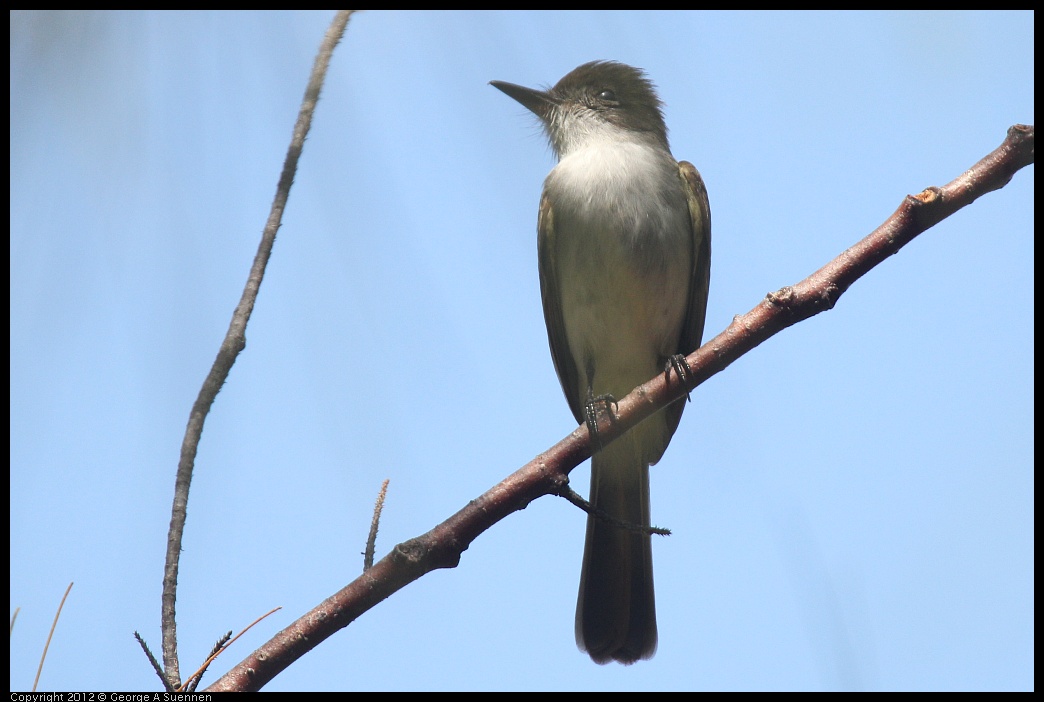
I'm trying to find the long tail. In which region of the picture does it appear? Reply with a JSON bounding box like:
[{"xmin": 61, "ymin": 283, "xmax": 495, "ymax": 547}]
[{"xmin": 575, "ymin": 430, "xmax": 657, "ymax": 664}]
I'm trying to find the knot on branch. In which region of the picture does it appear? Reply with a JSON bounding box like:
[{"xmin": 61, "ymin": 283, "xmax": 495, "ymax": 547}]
[{"xmin": 765, "ymin": 286, "xmax": 796, "ymax": 309}]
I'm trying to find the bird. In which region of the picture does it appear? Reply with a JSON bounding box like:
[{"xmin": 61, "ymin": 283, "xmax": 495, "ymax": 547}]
[{"xmin": 491, "ymin": 61, "xmax": 711, "ymax": 664}]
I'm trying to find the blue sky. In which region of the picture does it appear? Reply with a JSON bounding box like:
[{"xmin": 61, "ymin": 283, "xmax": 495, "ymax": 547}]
[{"xmin": 10, "ymin": 11, "xmax": 1033, "ymax": 691}]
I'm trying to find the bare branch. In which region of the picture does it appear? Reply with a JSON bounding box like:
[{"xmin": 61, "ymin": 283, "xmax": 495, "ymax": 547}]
[
  {"xmin": 179, "ymin": 607, "xmax": 280, "ymax": 692},
  {"xmin": 206, "ymin": 124, "xmax": 1032, "ymax": 692},
  {"xmin": 559, "ymin": 484, "xmax": 671, "ymax": 537},
  {"xmin": 159, "ymin": 10, "xmax": 356, "ymax": 689},
  {"xmin": 134, "ymin": 632, "xmax": 172, "ymax": 692},
  {"xmin": 33, "ymin": 582, "xmax": 73, "ymax": 693},
  {"xmin": 182, "ymin": 630, "xmax": 231, "ymax": 693}
]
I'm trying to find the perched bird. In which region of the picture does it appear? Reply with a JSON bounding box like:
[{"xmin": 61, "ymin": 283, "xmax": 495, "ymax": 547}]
[{"xmin": 491, "ymin": 61, "xmax": 711, "ymax": 664}]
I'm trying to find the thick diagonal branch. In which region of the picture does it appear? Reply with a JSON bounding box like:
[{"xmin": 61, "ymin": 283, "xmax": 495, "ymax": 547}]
[{"xmin": 207, "ymin": 125, "xmax": 1032, "ymax": 691}]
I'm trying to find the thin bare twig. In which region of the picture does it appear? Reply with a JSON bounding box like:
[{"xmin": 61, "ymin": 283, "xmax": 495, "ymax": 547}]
[
  {"xmin": 365, "ymin": 479, "xmax": 391, "ymax": 571},
  {"xmin": 32, "ymin": 582, "xmax": 73, "ymax": 692},
  {"xmin": 183, "ymin": 630, "xmax": 232, "ymax": 693},
  {"xmin": 179, "ymin": 608, "xmax": 280, "ymax": 692},
  {"xmin": 559, "ymin": 484, "xmax": 670, "ymax": 536},
  {"xmin": 158, "ymin": 11, "xmax": 356, "ymax": 690},
  {"xmin": 134, "ymin": 632, "xmax": 173, "ymax": 692}
]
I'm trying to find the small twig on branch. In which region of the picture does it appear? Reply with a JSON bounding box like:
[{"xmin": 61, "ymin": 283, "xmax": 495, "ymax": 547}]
[
  {"xmin": 364, "ymin": 479, "xmax": 391, "ymax": 571},
  {"xmin": 134, "ymin": 632, "xmax": 173, "ymax": 692},
  {"xmin": 179, "ymin": 608, "xmax": 280, "ymax": 693},
  {"xmin": 207, "ymin": 125, "xmax": 1031, "ymax": 692},
  {"xmin": 182, "ymin": 630, "xmax": 232, "ymax": 693},
  {"xmin": 559, "ymin": 484, "xmax": 670, "ymax": 537}
]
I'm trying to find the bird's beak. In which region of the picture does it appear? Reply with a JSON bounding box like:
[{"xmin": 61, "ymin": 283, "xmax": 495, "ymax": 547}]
[{"xmin": 490, "ymin": 80, "xmax": 558, "ymax": 121}]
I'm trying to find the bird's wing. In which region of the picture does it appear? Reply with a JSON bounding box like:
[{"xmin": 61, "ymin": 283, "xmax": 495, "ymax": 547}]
[
  {"xmin": 662, "ymin": 160, "xmax": 712, "ymax": 440},
  {"xmin": 538, "ymin": 189, "xmax": 584, "ymax": 424}
]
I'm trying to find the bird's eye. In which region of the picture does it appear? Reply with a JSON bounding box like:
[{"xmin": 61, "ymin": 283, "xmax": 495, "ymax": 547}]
[{"xmin": 597, "ymin": 89, "xmax": 617, "ymax": 102}]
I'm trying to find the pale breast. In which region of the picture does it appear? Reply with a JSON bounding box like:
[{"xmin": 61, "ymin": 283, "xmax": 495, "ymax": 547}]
[{"xmin": 545, "ymin": 139, "xmax": 693, "ymax": 397}]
